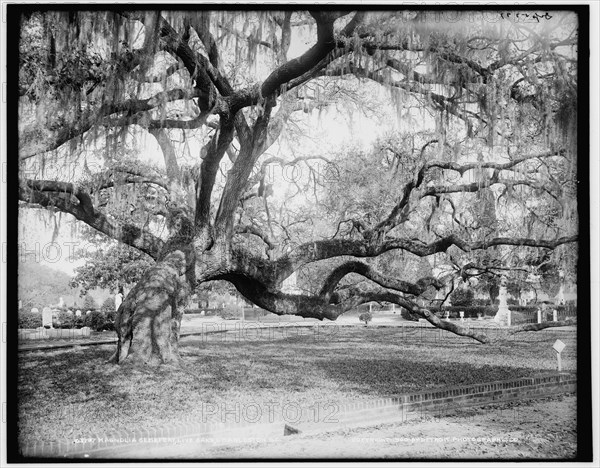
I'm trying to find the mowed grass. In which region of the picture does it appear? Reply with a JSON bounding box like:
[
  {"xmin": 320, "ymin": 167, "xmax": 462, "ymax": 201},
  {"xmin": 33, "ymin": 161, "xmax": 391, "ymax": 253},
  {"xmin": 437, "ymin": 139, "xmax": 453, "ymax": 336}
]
[{"xmin": 17, "ymin": 326, "xmax": 577, "ymax": 445}]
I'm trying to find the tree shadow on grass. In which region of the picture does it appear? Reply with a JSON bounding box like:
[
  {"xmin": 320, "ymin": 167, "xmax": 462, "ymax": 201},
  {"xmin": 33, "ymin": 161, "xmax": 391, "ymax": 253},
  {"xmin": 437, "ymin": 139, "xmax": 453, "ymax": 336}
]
[{"xmin": 314, "ymin": 357, "xmax": 538, "ymax": 398}]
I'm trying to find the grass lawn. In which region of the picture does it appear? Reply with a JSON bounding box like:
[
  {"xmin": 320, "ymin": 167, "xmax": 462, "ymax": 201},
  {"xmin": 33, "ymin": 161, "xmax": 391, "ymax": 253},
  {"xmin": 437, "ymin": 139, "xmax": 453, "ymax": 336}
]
[{"xmin": 17, "ymin": 326, "xmax": 576, "ymax": 446}]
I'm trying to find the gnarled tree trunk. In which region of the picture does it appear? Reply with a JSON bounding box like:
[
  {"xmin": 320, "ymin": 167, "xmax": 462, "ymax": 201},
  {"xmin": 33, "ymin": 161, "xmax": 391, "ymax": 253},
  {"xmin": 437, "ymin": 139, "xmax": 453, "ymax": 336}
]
[{"xmin": 109, "ymin": 250, "xmax": 192, "ymax": 366}]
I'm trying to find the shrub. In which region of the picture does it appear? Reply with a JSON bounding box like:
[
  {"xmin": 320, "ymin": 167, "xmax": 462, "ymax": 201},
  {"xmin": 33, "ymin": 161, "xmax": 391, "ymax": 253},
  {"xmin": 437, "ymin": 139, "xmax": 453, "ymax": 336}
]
[
  {"xmin": 18, "ymin": 311, "xmax": 42, "ymax": 329},
  {"xmin": 84, "ymin": 310, "xmax": 107, "ymax": 331},
  {"xmin": 472, "ymin": 298, "xmax": 490, "ymax": 306},
  {"xmin": 359, "ymin": 311, "xmax": 373, "ymax": 326},
  {"xmin": 435, "ymin": 306, "xmax": 495, "ymax": 319},
  {"xmin": 218, "ymin": 310, "xmax": 238, "ymax": 320},
  {"xmin": 184, "ymin": 307, "xmax": 223, "ymax": 316},
  {"xmin": 507, "ymin": 305, "xmax": 539, "ymax": 314},
  {"xmin": 82, "ymin": 294, "xmax": 98, "ymax": 311},
  {"xmin": 450, "ymin": 288, "xmax": 474, "ymax": 306},
  {"xmin": 102, "ymin": 310, "xmax": 116, "ymax": 331},
  {"xmin": 400, "ymin": 308, "xmax": 419, "ymax": 322},
  {"xmin": 54, "ymin": 311, "xmax": 76, "ymax": 329}
]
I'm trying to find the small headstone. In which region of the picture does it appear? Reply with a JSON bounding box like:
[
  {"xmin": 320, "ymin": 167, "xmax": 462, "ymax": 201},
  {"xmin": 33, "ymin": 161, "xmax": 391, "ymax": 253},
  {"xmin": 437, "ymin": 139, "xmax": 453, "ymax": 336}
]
[
  {"xmin": 75, "ymin": 310, "xmax": 82, "ymax": 317},
  {"xmin": 459, "ymin": 311, "xmax": 465, "ymax": 322},
  {"xmin": 86, "ymin": 310, "xmax": 91, "ymax": 315},
  {"xmin": 42, "ymin": 307, "xmax": 53, "ymax": 328},
  {"xmin": 81, "ymin": 326, "xmax": 91, "ymax": 337},
  {"xmin": 200, "ymin": 310, "xmax": 205, "ymax": 316},
  {"xmin": 477, "ymin": 313, "xmax": 483, "ymax": 320},
  {"xmin": 553, "ymin": 339, "xmax": 565, "ymax": 371},
  {"xmin": 444, "ymin": 311, "xmax": 450, "ymax": 320},
  {"xmin": 553, "ymin": 309, "xmax": 558, "ymax": 322},
  {"xmin": 31, "ymin": 308, "xmax": 39, "ymax": 314},
  {"xmin": 19, "ymin": 300, "xmax": 23, "ymax": 310}
]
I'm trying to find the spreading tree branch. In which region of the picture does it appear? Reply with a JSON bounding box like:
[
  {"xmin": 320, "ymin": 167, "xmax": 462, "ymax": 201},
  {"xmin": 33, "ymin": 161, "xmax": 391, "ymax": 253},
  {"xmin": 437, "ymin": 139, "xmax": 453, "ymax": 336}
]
[{"xmin": 20, "ymin": 180, "xmax": 164, "ymax": 258}]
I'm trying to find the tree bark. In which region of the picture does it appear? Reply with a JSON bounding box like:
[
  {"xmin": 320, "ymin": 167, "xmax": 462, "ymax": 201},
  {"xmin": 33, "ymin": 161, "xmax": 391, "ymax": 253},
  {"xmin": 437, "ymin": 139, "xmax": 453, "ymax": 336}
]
[{"xmin": 108, "ymin": 250, "xmax": 191, "ymax": 366}]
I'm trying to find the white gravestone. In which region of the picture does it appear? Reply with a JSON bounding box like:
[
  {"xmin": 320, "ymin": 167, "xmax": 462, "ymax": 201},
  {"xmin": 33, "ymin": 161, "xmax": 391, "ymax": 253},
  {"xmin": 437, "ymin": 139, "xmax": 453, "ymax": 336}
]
[
  {"xmin": 553, "ymin": 339, "xmax": 566, "ymax": 371},
  {"xmin": 31, "ymin": 308, "xmax": 39, "ymax": 314},
  {"xmin": 42, "ymin": 307, "xmax": 53, "ymax": 328},
  {"xmin": 494, "ymin": 276, "xmax": 512, "ymax": 327},
  {"xmin": 553, "ymin": 309, "xmax": 558, "ymax": 322},
  {"xmin": 459, "ymin": 311, "xmax": 465, "ymax": 322},
  {"xmin": 75, "ymin": 310, "xmax": 82, "ymax": 317}
]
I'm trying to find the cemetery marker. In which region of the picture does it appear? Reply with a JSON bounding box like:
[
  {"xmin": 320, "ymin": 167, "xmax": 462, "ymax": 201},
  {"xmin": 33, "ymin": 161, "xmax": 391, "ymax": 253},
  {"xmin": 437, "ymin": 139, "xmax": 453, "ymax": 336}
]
[
  {"xmin": 553, "ymin": 339, "xmax": 566, "ymax": 372},
  {"xmin": 42, "ymin": 307, "xmax": 53, "ymax": 329}
]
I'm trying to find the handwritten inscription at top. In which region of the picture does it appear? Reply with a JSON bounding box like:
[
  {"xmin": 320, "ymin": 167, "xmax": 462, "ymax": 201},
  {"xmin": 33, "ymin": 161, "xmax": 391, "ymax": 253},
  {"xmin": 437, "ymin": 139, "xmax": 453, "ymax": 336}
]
[{"xmin": 500, "ymin": 12, "xmax": 554, "ymax": 23}]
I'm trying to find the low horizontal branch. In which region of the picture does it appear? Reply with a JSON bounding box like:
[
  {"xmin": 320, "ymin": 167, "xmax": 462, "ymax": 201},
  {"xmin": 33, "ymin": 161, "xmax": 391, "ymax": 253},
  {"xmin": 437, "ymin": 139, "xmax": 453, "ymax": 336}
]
[{"xmin": 20, "ymin": 180, "xmax": 164, "ymax": 259}]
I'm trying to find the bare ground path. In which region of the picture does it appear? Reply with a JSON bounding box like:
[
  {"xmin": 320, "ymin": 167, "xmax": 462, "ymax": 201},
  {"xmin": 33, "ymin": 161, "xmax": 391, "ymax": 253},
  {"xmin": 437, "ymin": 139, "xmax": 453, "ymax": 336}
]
[{"xmin": 138, "ymin": 394, "xmax": 576, "ymax": 460}]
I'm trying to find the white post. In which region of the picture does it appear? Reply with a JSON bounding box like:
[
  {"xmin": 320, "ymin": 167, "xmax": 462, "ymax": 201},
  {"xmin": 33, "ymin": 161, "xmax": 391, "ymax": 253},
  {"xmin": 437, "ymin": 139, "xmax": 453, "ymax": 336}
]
[
  {"xmin": 369, "ymin": 303, "xmax": 372, "ymax": 313},
  {"xmin": 392, "ymin": 304, "xmax": 395, "ymax": 313},
  {"xmin": 557, "ymin": 353, "xmax": 562, "ymax": 372},
  {"xmin": 507, "ymin": 310, "xmax": 511, "ymax": 327},
  {"xmin": 553, "ymin": 309, "xmax": 558, "ymax": 322},
  {"xmin": 537, "ymin": 309, "xmax": 542, "ymax": 324}
]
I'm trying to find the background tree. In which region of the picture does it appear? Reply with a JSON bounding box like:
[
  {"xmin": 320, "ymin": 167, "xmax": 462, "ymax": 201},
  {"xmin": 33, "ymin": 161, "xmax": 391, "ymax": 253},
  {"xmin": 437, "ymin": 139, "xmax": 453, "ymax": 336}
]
[
  {"xmin": 101, "ymin": 297, "xmax": 116, "ymax": 313},
  {"xmin": 359, "ymin": 311, "xmax": 372, "ymax": 326},
  {"xmin": 82, "ymin": 294, "xmax": 98, "ymax": 311},
  {"xmin": 449, "ymin": 288, "xmax": 475, "ymax": 307},
  {"xmin": 16, "ymin": 8, "xmax": 580, "ymax": 365},
  {"xmin": 70, "ymin": 241, "xmax": 154, "ymax": 294}
]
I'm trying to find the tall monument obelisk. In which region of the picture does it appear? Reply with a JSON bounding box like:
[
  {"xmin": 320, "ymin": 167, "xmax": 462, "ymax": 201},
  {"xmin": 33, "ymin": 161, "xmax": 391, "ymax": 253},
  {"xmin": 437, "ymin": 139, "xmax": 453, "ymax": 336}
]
[{"xmin": 494, "ymin": 275, "xmax": 511, "ymax": 326}]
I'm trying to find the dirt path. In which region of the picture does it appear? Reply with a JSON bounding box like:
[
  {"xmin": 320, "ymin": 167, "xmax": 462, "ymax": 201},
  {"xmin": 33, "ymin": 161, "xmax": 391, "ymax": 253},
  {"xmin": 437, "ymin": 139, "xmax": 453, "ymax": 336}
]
[{"xmin": 146, "ymin": 395, "xmax": 576, "ymax": 460}]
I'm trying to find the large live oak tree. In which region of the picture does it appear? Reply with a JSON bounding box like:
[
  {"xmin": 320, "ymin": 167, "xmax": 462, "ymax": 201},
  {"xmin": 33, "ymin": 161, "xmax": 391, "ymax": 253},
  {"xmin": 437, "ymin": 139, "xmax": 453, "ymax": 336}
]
[{"xmin": 16, "ymin": 9, "xmax": 580, "ymax": 365}]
